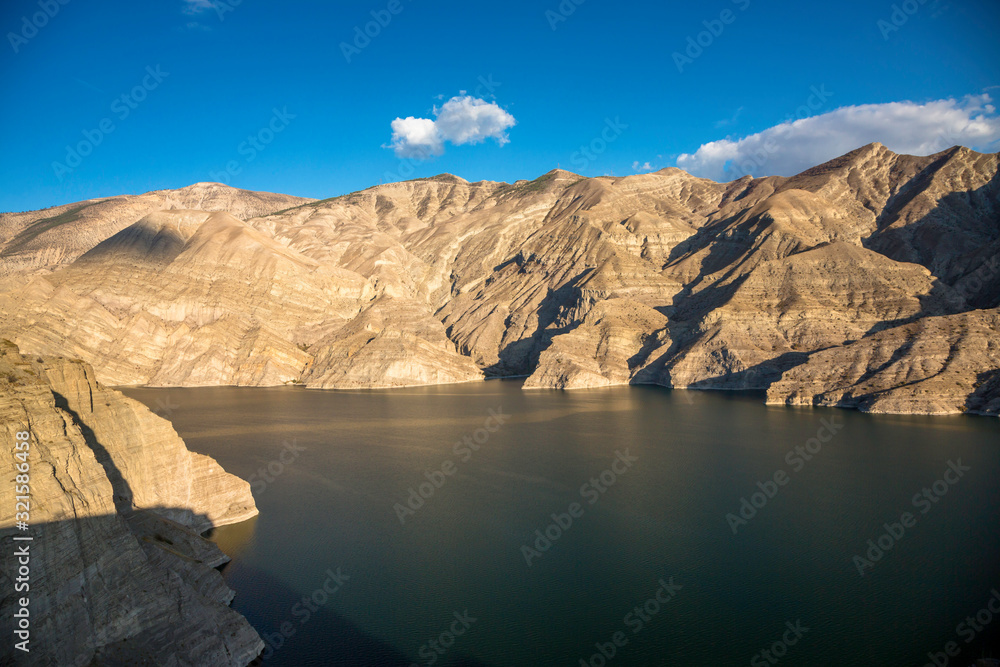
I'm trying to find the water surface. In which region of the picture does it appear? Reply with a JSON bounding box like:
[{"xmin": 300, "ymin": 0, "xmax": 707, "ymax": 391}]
[{"xmin": 123, "ymin": 382, "xmax": 1000, "ymax": 666}]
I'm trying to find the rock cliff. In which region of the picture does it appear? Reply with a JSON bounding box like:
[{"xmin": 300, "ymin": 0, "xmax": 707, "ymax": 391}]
[
  {"xmin": 0, "ymin": 343, "xmax": 262, "ymax": 665},
  {"xmin": 0, "ymin": 145, "xmax": 997, "ymax": 415}
]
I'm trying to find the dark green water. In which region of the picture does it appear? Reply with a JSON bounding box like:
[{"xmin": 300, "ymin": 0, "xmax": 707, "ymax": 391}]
[{"xmin": 123, "ymin": 382, "xmax": 1000, "ymax": 667}]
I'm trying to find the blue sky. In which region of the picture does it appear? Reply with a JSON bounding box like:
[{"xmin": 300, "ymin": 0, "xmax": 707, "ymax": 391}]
[{"xmin": 1, "ymin": 0, "xmax": 998, "ymax": 212}]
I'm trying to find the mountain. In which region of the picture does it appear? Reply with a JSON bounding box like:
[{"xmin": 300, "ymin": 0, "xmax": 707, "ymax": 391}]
[
  {"xmin": 0, "ymin": 145, "xmax": 997, "ymax": 415},
  {"xmin": 0, "ymin": 343, "xmax": 261, "ymax": 665},
  {"xmin": 0, "ymin": 182, "xmax": 313, "ymax": 276}
]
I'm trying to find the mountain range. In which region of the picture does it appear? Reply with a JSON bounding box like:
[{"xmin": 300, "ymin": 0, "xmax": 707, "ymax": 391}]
[{"xmin": 1, "ymin": 143, "xmax": 997, "ymax": 416}]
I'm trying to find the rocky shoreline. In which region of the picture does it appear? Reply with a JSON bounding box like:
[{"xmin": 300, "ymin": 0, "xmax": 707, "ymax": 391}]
[{"xmin": 0, "ymin": 343, "xmax": 262, "ymax": 666}]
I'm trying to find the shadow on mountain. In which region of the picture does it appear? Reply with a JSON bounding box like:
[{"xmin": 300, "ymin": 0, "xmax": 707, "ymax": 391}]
[
  {"xmin": 965, "ymin": 369, "xmax": 1000, "ymax": 415},
  {"xmin": 863, "ymin": 161, "xmax": 1000, "ymax": 311},
  {"xmin": 871, "ymin": 147, "xmax": 962, "ymax": 233},
  {"xmin": 862, "ymin": 275, "xmax": 967, "ymax": 337},
  {"xmin": 689, "ymin": 350, "xmax": 812, "ymax": 390},
  {"xmin": 53, "ymin": 389, "xmax": 135, "ymax": 516},
  {"xmin": 0, "ymin": 204, "xmax": 90, "ymax": 257},
  {"xmin": 639, "ymin": 157, "xmax": 1000, "ymax": 393},
  {"xmin": 0, "ymin": 507, "xmax": 261, "ymax": 667},
  {"xmin": 627, "ymin": 271, "xmax": 755, "ymax": 386},
  {"xmin": 487, "ymin": 268, "xmax": 593, "ymax": 377},
  {"xmin": 76, "ymin": 215, "xmax": 192, "ymax": 267},
  {"xmin": 662, "ymin": 207, "xmax": 749, "ymax": 275},
  {"xmin": 1, "ymin": 387, "xmax": 264, "ymax": 665}
]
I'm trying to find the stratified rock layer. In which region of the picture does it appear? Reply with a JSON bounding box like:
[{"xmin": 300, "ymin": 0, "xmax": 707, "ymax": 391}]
[
  {"xmin": 0, "ymin": 145, "xmax": 998, "ymax": 415},
  {"xmin": 0, "ymin": 343, "xmax": 262, "ymax": 666},
  {"xmin": 765, "ymin": 309, "xmax": 1000, "ymax": 415},
  {"xmin": 0, "ymin": 182, "xmax": 313, "ymax": 276}
]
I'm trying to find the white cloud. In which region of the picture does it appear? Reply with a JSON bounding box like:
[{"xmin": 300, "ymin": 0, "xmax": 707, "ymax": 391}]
[
  {"xmin": 676, "ymin": 95, "xmax": 1000, "ymax": 181},
  {"xmin": 182, "ymin": 0, "xmax": 216, "ymax": 14},
  {"xmin": 436, "ymin": 96, "xmax": 516, "ymax": 146},
  {"xmin": 388, "ymin": 95, "xmax": 516, "ymax": 159},
  {"xmin": 389, "ymin": 117, "xmax": 444, "ymax": 159}
]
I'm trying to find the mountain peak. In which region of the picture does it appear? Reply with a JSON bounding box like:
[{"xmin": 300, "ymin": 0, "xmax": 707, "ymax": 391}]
[
  {"xmin": 150, "ymin": 182, "xmax": 236, "ymax": 196},
  {"xmin": 848, "ymin": 141, "xmax": 894, "ymax": 159},
  {"xmin": 412, "ymin": 173, "xmax": 468, "ymax": 184},
  {"xmin": 543, "ymin": 168, "xmax": 582, "ymax": 180}
]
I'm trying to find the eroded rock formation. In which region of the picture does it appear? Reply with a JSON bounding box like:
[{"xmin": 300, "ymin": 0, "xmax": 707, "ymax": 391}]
[{"xmin": 0, "ymin": 343, "xmax": 262, "ymax": 665}]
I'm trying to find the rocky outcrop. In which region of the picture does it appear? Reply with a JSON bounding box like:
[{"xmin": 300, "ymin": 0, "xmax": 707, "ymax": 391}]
[
  {"xmin": 0, "ymin": 145, "xmax": 997, "ymax": 415},
  {"xmin": 0, "ymin": 343, "xmax": 262, "ymax": 666},
  {"xmin": 765, "ymin": 309, "xmax": 1000, "ymax": 415},
  {"xmin": 524, "ymin": 298, "xmax": 667, "ymax": 389},
  {"xmin": 647, "ymin": 242, "xmax": 962, "ymax": 390},
  {"xmin": 303, "ymin": 296, "xmax": 483, "ymax": 388}
]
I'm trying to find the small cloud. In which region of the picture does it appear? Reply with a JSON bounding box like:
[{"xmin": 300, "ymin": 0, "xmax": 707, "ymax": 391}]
[
  {"xmin": 677, "ymin": 94, "xmax": 1000, "ymax": 181},
  {"xmin": 435, "ymin": 96, "xmax": 516, "ymax": 146},
  {"xmin": 714, "ymin": 106, "xmax": 744, "ymax": 129},
  {"xmin": 632, "ymin": 161, "xmax": 654, "ymax": 172},
  {"xmin": 388, "ymin": 95, "xmax": 516, "ymax": 159},
  {"xmin": 182, "ymin": 0, "xmax": 217, "ymax": 14}
]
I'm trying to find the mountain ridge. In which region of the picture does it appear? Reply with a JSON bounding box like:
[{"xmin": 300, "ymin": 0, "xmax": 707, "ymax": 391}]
[{"xmin": 1, "ymin": 143, "xmax": 997, "ymax": 415}]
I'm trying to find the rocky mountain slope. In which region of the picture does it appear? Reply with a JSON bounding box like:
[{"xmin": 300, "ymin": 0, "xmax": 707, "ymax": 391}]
[
  {"xmin": 0, "ymin": 144, "xmax": 996, "ymax": 415},
  {"xmin": 0, "ymin": 343, "xmax": 262, "ymax": 665},
  {"xmin": 0, "ymin": 182, "xmax": 313, "ymax": 276}
]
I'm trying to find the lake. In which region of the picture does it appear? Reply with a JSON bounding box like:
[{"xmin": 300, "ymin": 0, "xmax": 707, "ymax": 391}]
[{"xmin": 122, "ymin": 382, "xmax": 1000, "ymax": 666}]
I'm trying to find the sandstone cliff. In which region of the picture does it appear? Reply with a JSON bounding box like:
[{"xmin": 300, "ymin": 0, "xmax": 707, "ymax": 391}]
[
  {"xmin": 0, "ymin": 145, "xmax": 997, "ymax": 415},
  {"xmin": 0, "ymin": 343, "xmax": 262, "ymax": 666}
]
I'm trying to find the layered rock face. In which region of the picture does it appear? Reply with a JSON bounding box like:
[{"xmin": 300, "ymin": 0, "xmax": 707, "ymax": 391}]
[
  {"xmin": 0, "ymin": 182, "xmax": 313, "ymax": 277},
  {"xmin": 765, "ymin": 309, "xmax": 1000, "ymax": 415},
  {"xmin": 0, "ymin": 344, "xmax": 262, "ymax": 666},
  {"xmin": 0, "ymin": 144, "xmax": 997, "ymax": 415}
]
